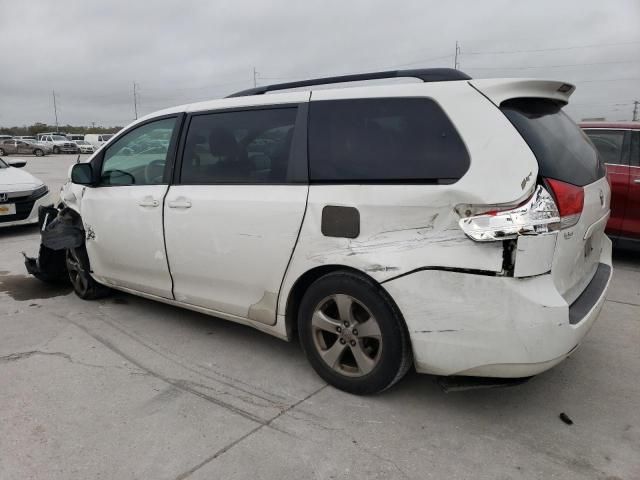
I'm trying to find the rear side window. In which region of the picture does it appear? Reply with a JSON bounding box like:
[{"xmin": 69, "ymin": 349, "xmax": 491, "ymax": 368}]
[
  {"xmin": 501, "ymin": 98, "xmax": 605, "ymax": 186},
  {"xmin": 308, "ymin": 98, "xmax": 470, "ymax": 183},
  {"xmin": 180, "ymin": 107, "xmax": 297, "ymax": 184},
  {"xmin": 583, "ymin": 130, "xmax": 627, "ymax": 166}
]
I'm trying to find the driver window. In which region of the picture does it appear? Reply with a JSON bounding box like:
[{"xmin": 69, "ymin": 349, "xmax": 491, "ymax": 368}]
[{"xmin": 101, "ymin": 117, "xmax": 177, "ymax": 186}]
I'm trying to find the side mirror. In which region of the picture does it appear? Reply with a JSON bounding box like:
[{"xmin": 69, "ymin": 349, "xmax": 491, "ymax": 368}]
[
  {"xmin": 8, "ymin": 160, "xmax": 26, "ymax": 168},
  {"xmin": 71, "ymin": 163, "xmax": 94, "ymax": 185}
]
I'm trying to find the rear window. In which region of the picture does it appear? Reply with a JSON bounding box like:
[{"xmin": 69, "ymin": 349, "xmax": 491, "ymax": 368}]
[
  {"xmin": 501, "ymin": 98, "xmax": 605, "ymax": 186},
  {"xmin": 308, "ymin": 98, "xmax": 470, "ymax": 183}
]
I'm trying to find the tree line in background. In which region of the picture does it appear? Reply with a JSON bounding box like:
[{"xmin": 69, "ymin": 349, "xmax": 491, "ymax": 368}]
[{"xmin": 0, "ymin": 123, "xmax": 122, "ymax": 136}]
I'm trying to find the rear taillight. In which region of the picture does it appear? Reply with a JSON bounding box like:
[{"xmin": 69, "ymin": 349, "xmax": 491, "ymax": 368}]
[
  {"xmin": 459, "ymin": 180, "xmax": 584, "ymax": 242},
  {"xmin": 544, "ymin": 178, "xmax": 584, "ymax": 228},
  {"xmin": 459, "ymin": 186, "xmax": 560, "ymax": 241}
]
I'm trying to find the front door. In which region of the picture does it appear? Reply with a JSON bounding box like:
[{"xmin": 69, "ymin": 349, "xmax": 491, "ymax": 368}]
[
  {"xmin": 81, "ymin": 116, "xmax": 179, "ymax": 298},
  {"xmin": 164, "ymin": 104, "xmax": 309, "ymax": 323}
]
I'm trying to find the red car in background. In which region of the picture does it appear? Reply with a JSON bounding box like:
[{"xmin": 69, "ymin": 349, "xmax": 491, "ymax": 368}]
[{"xmin": 581, "ymin": 122, "xmax": 640, "ymax": 249}]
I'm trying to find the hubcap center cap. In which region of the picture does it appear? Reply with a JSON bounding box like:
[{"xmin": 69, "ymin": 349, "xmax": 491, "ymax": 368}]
[{"xmin": 340, "ymin": 328, "xmax": 355, "ymax": 342}]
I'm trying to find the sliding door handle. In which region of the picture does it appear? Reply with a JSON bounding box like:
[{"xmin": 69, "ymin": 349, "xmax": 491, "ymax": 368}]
[
  {"xmin": 168, "ymin": 199, "xmax": 192, "ymax": 209},
  {"xmin": 138, "ymin": 198, "xmax": 159, "ymax": 207}
]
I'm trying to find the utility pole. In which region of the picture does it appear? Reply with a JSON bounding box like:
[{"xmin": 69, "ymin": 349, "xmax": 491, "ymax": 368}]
[
  {"xmin": 454, "ymin": 41, "xmax": 461, "ymax": 70},
  {"xmin": 253, "ymin": 67, "xmax": 258, "ymax": 88},
  {"xmin": 133, "ymin": 82, "xmax": 138, "ymax": 120},
  {"xmin": 52, "ymin": 90, "xmax": 59, "ymax": 132},
  {"xmin": 633, "ymin": 100, "xmax": 639, "ymax": 122}
]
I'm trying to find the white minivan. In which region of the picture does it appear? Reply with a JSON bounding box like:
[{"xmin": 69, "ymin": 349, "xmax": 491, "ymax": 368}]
[{"xmin": 26, "ymin": 69, "xmax": 612, "ymax": 394}]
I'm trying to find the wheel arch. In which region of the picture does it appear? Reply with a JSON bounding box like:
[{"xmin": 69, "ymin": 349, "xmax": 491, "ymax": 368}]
[{"xmin": 283, "ymin": 264, "xmax": 407, "ymax": 342}]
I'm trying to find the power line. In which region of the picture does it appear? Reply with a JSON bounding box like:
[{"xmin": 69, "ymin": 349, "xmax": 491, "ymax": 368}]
[
  {"xmin": 465, "ymin": 59, "xmax": 640, "ymax": 70},
  {"xmin": 577, "ymin": 77, "xmax": 640, "ymax": 83},
  {"xmin": 464, "ymin": 40, "xmax": 640, "ymax": 55}
]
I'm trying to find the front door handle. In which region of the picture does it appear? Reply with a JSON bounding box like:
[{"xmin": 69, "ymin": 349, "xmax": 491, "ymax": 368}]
[
  {"xmin": 634, "ymin": 179, "xmax": 640, "ymax": 184},
  {"xmin": 167, "ymin": 199, "xmax": 192, "ymax": 209},
  {"xmin": 138, "ymin": 197, "xmax": 160, "ymax": 208}
]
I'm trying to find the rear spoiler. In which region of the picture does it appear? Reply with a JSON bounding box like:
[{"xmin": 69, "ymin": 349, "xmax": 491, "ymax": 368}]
[{"xmin": 469, "ymin": 79, "xmax": 576, "ymax": 107}]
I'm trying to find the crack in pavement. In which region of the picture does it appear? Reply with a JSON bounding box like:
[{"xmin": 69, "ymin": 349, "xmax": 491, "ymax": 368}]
[
  {"xmin": 95, "ymin": 309, "xmax": 289, "ymax": 406},
  {"xmin": 65, "ymin": 318, "xmax": 271, "ymax": 426},
  {"xmin": 173, "ymin": 384, "xmax": 329, "ymax": 480},
  {"xmin": 605, "ymin": 299, "xmax": 640, "ymax": 308},
  {"xmin": 0, "ymin": 349, "xmax": 146, "ymax": 374}
]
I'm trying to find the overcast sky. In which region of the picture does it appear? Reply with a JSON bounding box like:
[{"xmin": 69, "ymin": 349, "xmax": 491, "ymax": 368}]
[{"xmin": 1, "ymin": 0, "xmax": 638, "ymax": 127}]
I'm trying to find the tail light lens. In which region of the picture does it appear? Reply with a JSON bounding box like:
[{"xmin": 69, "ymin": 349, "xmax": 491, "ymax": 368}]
[
  {"xmin": 459, "ymin": 180, "xmax": 584, "ymax": 242},
  {"xmin": 545, "ymin": 178, "xmax": 584, "ymax": 228}
]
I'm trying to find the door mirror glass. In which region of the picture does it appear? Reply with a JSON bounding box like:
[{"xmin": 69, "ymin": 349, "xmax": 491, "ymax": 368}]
[
  {"xmin": 71, "ymin": 163, "xmax": 94, "ymax": 185},
  {"xmin": 8, "ymin": 160, "xmax": 26, "ymax": 168}
]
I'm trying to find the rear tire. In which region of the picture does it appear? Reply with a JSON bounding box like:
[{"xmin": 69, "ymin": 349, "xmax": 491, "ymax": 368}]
[
  {"xmin": 65, "ymin": 246, "xmax": 111, "ymax": 300},
  {"xmin": 34, "ymin": 149, "xmax": 44, "ymax": 157},
  {"xmin": 298, "ymin": 271, "xmax": 412, "ymax": 395}
]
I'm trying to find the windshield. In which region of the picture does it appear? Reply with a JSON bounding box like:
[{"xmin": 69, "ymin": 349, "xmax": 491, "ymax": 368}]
[
  {"xmin": 501, "ymin": 98, "xmax": 605, "ymax": 186},
  {"xmin": 52, "ymin": 135, "xmax": 67, "ymax": 141}
]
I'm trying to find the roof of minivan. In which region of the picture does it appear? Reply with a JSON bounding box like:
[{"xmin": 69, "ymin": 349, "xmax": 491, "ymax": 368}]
[
  {"xmin": 579, "ymin": 122, "xmax": 640, "ymax": 130},
  {"xmin": 131, "ymin": 76, "xmax": 577, "ymax": 130}
]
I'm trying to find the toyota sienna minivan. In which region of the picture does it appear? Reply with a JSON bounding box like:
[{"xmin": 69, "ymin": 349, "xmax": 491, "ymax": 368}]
[{"xmin": 26, "ymin": 68, "xmax": 612, "ymax": 394}]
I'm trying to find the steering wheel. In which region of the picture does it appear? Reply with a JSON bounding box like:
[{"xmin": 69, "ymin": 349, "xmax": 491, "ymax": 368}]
[{"xmin": 144, "ymin": 159, "xmax": 165, "ymax": 184}]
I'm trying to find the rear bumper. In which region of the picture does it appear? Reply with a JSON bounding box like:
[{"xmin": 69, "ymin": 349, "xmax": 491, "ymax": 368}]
[{"xmin": 383, "ymin": 236, "xmax": 612, "ymax": 377}]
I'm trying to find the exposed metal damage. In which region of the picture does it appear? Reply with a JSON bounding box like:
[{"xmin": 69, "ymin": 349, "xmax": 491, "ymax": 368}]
[{"xmin": 23, "ymin": 206, "xmax": 83, "ymax": 283}]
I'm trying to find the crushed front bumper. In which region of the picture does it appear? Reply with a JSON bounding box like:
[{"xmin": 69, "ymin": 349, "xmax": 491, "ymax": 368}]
[{"xmin": 24, "ymin": 205, "xmax": 85, "ymax": 283}]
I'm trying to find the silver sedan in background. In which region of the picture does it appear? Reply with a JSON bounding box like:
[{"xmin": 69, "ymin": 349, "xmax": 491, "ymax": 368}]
[{"xmin": 0, "ymin": 139, "xmax": 52, "ymax": 157}]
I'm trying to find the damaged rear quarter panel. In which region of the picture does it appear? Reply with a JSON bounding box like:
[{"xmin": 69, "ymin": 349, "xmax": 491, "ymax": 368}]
[
  {"xmin": 278, "ymin": 83, "xmax": 540, "ymax": 316},
  {"xmin": 277, "ymin": 184, "xmax": 507, "ymax": 317}
]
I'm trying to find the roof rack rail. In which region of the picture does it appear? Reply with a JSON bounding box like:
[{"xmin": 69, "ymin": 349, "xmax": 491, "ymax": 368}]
[{"xmin": 226, "ymin": 68, "xmax": 471, "ymax": 98}]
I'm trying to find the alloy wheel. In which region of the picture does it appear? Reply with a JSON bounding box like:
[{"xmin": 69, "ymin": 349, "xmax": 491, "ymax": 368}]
[
  {"xmin": 66, "ymin": 248, "xmax": 89, "ymax": 295},
  {"xmin": 311, "ymin": 294, "xmax": 383, "ymax": 377}
]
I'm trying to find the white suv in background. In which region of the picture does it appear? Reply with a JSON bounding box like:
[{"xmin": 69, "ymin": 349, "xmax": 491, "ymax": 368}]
[{"xmin": 26, "ymin": 68, "xmax": 612, "ymax": 394}]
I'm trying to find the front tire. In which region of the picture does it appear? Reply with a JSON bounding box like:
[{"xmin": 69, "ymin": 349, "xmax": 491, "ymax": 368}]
[
  {"xmin": 0, "ymin": 148, "xmax": 6, "ymax": 156},
  {"xmin": 53, "ymin": 146, "xmax": 60, "ymax": 154},
  {"xmin": 298, "ymin": 271, "xmax": 412, "ymax": 395},
  {"xmin": 65, "ymin": 246, "xmax": 110, "ymax": 300},
  {"xmin": 34, "ymin": 149, "xmax": 44, "ymax": 157}
]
